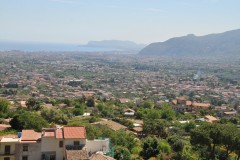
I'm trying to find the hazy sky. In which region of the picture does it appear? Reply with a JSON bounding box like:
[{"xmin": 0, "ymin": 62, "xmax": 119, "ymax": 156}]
[{"xmin": 1, "ymin": 0, "xmax": 240, "ymax": 44}]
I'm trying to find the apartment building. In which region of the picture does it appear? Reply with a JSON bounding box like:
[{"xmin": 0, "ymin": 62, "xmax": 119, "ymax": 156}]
[{"xmin": 0, "ymin": 126, "xmax": 113, "ymax": 160}]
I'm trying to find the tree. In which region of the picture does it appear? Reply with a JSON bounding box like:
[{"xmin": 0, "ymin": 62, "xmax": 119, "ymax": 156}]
[
  {"xmin": 190, "ymin": 123, "xmax": 222, "ymax": 160},
  {"xmin": 96, "ymin": 103, "xmax": 105, "ymax": 111},
  {"xmin": 86, "ymin": 97, "xmax": 95, "ymax": 107},
  {"xmin": 158, "ymin": 140, "xmax": 171, "ymax": 153},
  {"xmin": 191, "ymin": 123, "xmax": 240, "ymax": 160},
  {"xmin": 220, "ymin": 124, "xmax": 238, "ymax": 159},
  {"xmin": 131, "ymin": 140, "xmax": 142, "ymax": 156},
  {"xmin": 63, "ymin": 98, "xmax": 71, "ymax": 106},
  {"xmin": 167, "ymin": 135, "xmax": 184, "ymax": 152},
  {"xmin": 114, "ymin": 146, "xmax": 131, "ymax": 160},
  {"xmin": 234, "ymin": 131, "xmax": 240, "ymax": 160},
  {"xmin": 73, "ymin": 108, "xmax": 84, "ymax": 116},
  {"xmin": 184, "ymin": 121, "xmax": 196, "ymax": 132},
  {"xmin": 160, "ymin": 104, "xmax": 176, "ymax": 120},
  {"xmin": 146, "ymin": 109, "xmax": 161, "ymax": 120},
  {"xmin": 172, "ymin": 139, "xmax": 185, "ymax": 153},
  {"xmin": 26, "ymin": 98, "xmax": 42, "ymax": 111},
  {"xmin": 41, "ymin": 108, "xmax": 68, "ymax": 124},
  {"xmin": 229, "ymin": 117, "xmax": 238, "ymax": 124},
  {"xmin": 135, "ymin": 110, "xmax": 144, "ymax": 119},
  {"xmin": 177, "ymin": 145, "xmax": 199, "ymax": 160},
  {"xmin": 10, "ymin": 112, "xmax": 49, "ymax": 131},
  {"xmin": 0, "ymin": 98, "xmax": 10, "ymax": 114},
  {"xmin": 140, "ymin": 136, "xmax": 160, "ymax": 159},
  {"xmin": 143, "ymin": 119, "xmax": 168, "ymax": 138},
  {"xmin": 96, "ymin": 103, "xmax": 114, "ymax": 118},
  {"xmin": 111, "ymin": 130, "xmax": 136, "ymax": 151},
  {"xmin": 142, "ymin": 101, "xmax": 152, "ymax": 108}
]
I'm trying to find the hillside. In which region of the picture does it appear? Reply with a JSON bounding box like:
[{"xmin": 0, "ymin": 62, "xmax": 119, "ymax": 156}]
[{"xmin": 139, "ymin": 29, "xmax": 240, "ymax": 57}]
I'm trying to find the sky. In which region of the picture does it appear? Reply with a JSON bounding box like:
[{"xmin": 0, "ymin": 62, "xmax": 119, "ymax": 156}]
[{"xmin": 1, "ymin": 0, "xmax": 240, "ymax": 44}]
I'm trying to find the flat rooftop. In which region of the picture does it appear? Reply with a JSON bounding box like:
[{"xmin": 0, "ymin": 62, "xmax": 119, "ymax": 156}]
[{"xmin": 1, "ymin": 137, "xmax": 19, "ymax": 143}]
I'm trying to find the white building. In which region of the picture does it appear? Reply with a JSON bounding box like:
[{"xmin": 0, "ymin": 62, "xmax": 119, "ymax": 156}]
[
  {"xmin": 0, "ymin": 126, "xmax": 113, "ymax": 160},
  {"xmin": 123, "ymin": 108, "xmax": 135, "ymax": 116}
]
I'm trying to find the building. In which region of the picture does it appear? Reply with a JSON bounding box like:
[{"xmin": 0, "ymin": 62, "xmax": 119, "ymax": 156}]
[
  {"xmin": 123, "ymin": 108, "xmax": 135, "ymax": 116},
  {"xmin": 0, "ymin": 134, "xmax": 19, "ymax": 160},
  {"xmin": 191, "ymin": 102, "xmax": 211, "ymax": 111},
  {"xmin": 204, "ymin": 115, "xmax": 219, "ymax": 123},
  {"xmin": 223, "ymin": 111, "xmax": 237, "ymax": 118},
  {"xmin": 171, "ymin": 99, "xmax": 211, "ymax": 113},
  {"xmin": 0, "ymin": 126, "xmax": 114, "ymax": 160}
]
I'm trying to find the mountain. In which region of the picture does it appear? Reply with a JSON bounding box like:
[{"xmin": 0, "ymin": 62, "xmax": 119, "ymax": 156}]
[
  {"xmin": 139, "ymin": 29, "xmax": 240, "ymax": 57},
  {"xmin": 80, "ymin": 40, "xmax": 146, "ymax": 52}
]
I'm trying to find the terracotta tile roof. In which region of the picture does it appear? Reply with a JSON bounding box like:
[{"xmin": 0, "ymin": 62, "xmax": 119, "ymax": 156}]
[
  {"xmin": 66, "ymin": 150, "xmax": 89, "ymax": 160},
  {"xmin": 224, "ymin": 111, "xmax": 237, "ymax": 115},
  {"xmin": 94, "ymin": 120, "xmax": 127, "ymax": 131},
  {"xmin": 63, "ymin": 126, "xmax": 86, "ymax": 139},
  {"xmin": 205, "ymin": 115, "xmax": 218, "ymax": 123},
  {"xmin": 177, "ymin": 97, "xmax": 186, "ymax": 101},
  {"xmin": 123, "ymin": 108, "xmax": 135, "ymax": 113},
  {"xmin": 43, "ymin": 103, "xmax": 53, "ymax": 109},
  {"xmin": 192, "ymin": 103, "xmax": 210, "ymax": 108},
  {"xmin": 172, "ymin": 99, "xmax": 177, "ymax": 105},
  {"xmin": 58, "ymin": 103, "xmax": 67, "ymax": 108},
  {"xmin": 21, "ymin": 130, "xmax": 41, "ymax": 141},
  {"xmin": 130, "ymin": 119, "xmax": 144, "ymax": 125},
  {"xmin": 214, "ymin": 106, "xmax": 227, "ymax": 110},
  {"xmin": 186, "ymin": 101, "xmax": 192, "ymax": 106},
  {"xmin": 43, "ymin": 131, "xmax": 55, "ymax": 137},
  {"xmin": 90, "ymin": 153, "xmax": 115, "ymax": 160},
  {"xmin": 0, "ymin": 124, "xmax": 11, "ymax": 131},
  {"xmin": 56, "ymin": 128, "xmax": 63, "ymax": 139}
]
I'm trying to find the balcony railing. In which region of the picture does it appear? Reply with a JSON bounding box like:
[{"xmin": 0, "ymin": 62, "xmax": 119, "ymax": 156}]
[
  {"xmin": 0, "ymin": 152, "xmax": 14, "ymax": 156},
  {"xmin": 65, "ymin": 145, "xmax": 85, "ymax": 150}
]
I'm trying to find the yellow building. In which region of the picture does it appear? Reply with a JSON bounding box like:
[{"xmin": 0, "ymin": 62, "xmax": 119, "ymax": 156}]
[{"xmin": 0, "ymin": 135, "xmax": 19, "ymax": 160}]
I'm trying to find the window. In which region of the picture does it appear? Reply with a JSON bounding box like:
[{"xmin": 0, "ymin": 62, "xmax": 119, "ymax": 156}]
[
  {"xmin": 73, "ymin": 141, "xmax": 80, "ymax": 146},
  {"xmin": 22, "ymin": 156, "xmax": 28, "ymax": 160},
  {"xmin": 50, "ymin": 155, "xmax": 56, "ymax": 160},
  {"xmin": 59, "ymin": 141, "xmax": 63, "ymax": 148},
  {"xmin": 4, "ymin": 158, "xmax": 10, "ymax": 160},
  {"xmin": 4, "ymin": 145, "xmax": 10, "ymax": 155},
  {"xmin": 23, "ymin": 145, "xmax": 28, "ymax": 151}
]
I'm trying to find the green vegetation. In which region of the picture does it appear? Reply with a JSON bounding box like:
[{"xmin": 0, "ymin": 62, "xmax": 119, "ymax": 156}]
[
  {"xmin": 10, "ymin": 112, "xmax": 49, "ymax": 131},
  {"xmin": 190, "ymin": 123, "xmax": 240, "ymax": 160},
  {"xmin": 0, "ymin": 97, "xmax": 238, "ymax": 159},
  {"xmin": 0, "ymin": 52, "xmax": 239, "ymax": 160},
  {"xmin": 0, "ymin": 128, "xmax": 18, "ymax": 136}
]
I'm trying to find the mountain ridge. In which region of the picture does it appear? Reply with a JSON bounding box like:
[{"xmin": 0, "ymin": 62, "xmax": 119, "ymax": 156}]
[{"xmin": 139, "ymin": 29, "xmax": 240, "ymax": 56}]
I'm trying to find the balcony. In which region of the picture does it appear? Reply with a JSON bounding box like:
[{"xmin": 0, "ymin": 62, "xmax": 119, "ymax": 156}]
[
  {"xmin": 0, "ymin": 152, "xmax": 15, "ymax": 156},
  {"xmin": 0, "ymin": 151, "xmax": 14, "ymax": 156},
  {"xmin": 65, "ymin": 145, "xmax": 85, "ymax": 150}
]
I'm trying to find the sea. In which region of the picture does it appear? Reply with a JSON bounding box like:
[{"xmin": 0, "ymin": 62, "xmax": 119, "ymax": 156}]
[{"xmin": 0, "ymin": 42, "xmax": 120, "ymax": 52}]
